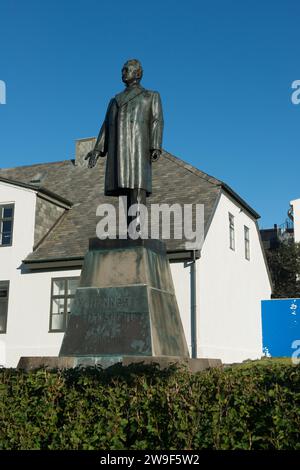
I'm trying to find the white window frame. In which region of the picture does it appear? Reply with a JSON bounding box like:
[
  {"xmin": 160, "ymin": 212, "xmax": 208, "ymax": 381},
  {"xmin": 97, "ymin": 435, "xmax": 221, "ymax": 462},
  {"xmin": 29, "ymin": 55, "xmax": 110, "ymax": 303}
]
[
  {"xmin": 0, "ymin": 280, "xmax": 10, "ymax": 334},
  {"xmin": 0, "ymin": 204, "xmax": 14, "ymax": 247},
  {"xmin": 244, "ymin": 225, "xmax": 250, "ymax": 260},
  {"xmin": 229, "ymin": 213, "xmax": 235, "ymax": 251},
  {"xmin": 49, "ymin": 277, "xmax": 80, "ymax": 332}
]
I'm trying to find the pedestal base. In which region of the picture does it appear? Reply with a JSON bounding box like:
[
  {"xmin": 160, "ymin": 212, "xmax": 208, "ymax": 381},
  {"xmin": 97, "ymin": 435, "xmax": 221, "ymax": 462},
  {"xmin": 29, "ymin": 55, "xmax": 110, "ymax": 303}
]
[
  {"xmin": 59, "ymin": 239, "xmax": 189, "ymax": 358},
  {"xmin": 17, "ymin": 355, "xmax": 222, "ymax": 373}
]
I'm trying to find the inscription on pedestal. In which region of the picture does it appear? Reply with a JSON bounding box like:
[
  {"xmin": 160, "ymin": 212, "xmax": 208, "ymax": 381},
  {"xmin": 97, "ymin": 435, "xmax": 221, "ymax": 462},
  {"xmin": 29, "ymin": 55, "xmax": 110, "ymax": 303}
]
[
  {"xmin": 103, "ymin": 296, "xmax": 129, "ymax": 308},
  {"xmin": 60, "ymin": 286, "xmax": 152, "ymax": 356}
]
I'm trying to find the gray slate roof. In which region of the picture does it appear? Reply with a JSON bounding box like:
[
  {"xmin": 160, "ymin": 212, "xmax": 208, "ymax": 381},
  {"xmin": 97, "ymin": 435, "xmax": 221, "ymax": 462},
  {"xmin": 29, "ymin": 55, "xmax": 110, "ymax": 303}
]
[
  {"xmin": 0, "ymin": 151, "xmax": 259, "ymax": 262},
  {"xmin": 0, "ymin": 175, "xmax": 72, "ymax": 208}
]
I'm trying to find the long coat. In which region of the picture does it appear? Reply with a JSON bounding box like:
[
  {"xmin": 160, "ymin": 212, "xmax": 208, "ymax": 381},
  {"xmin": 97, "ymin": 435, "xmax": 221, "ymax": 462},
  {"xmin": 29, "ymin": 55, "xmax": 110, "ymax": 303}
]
[{"xmin": 94, "ymin": 85, "xmax": 164, "ymax": 196}]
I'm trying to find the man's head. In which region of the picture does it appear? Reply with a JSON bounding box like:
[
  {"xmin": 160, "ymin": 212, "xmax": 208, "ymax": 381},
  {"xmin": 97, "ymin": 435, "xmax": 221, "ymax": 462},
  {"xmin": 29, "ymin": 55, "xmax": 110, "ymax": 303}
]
[{"xmin": 122, "ymin": 59, "xmax": 143, "ymax": 86}]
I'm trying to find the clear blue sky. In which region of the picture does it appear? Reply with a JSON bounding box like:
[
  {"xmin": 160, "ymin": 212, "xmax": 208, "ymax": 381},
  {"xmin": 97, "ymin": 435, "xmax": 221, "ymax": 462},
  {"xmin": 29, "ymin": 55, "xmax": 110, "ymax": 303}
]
[{"xmin": 0, "ymin": 0, "xmax": 299, "ymax": 228}]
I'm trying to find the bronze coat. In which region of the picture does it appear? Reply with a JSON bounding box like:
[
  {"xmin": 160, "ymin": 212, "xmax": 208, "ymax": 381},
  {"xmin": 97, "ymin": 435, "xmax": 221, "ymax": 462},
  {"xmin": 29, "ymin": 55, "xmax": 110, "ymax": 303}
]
[{"xmin": 95, "ymin": 85, "xmax": 164, "ymax": 196}]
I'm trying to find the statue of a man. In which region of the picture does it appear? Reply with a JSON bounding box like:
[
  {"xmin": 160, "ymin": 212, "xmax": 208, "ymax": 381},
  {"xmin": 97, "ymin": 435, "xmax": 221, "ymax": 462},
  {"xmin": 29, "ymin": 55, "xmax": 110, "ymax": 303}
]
[{"xmin": 86, "ymin": 59, "xmax": 164, "ymax": 213}]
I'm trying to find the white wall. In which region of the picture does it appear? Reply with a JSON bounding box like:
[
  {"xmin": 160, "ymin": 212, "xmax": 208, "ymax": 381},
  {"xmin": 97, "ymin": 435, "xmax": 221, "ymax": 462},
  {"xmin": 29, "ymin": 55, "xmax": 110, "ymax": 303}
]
[
  {"xmin": 0, "ymin": 182, "xmax": 36, "ymax": 275},
  {"xmin": 0, "ymin": 181, "xmax": 36, "ymax": 366},
  {"xmin": 290, "ymin": 198, "xmax": 300, "ymax": 243},
  {"xmin": 4, "ymin": 268, "xmax": 81, "ymax": 367},
  {"xmin": 170, "ymin": 262, "xmax": 192, "ymax": 355},
  {"xmin": 0, "ymin": 181, "xmax": 81, "ymax": 367},
  {"xmin": 197, "ymin": 192, "xmax": 272, "ymax": 363}
]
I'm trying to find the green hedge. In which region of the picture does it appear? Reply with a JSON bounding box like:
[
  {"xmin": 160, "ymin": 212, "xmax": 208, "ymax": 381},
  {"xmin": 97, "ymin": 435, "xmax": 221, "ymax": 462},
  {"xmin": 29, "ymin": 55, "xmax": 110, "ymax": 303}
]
[{"xmin": 0, "ymin": 360, "xmax": 299, "ymax": 450}]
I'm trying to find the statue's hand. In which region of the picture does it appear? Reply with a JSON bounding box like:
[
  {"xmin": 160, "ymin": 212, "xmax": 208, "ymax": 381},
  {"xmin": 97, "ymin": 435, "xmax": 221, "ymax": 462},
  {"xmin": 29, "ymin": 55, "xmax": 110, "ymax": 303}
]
[
  {"xmin": 85, "ymin": 150, "xmax": 101, "ymax": 168},
  {"xmin": 151, "ymin": 149, "xmax": 161, "ymax": 162}
]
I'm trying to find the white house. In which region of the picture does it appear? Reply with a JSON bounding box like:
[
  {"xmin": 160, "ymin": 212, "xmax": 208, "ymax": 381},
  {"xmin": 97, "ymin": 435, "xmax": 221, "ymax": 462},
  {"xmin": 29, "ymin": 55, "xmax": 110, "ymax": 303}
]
[
  {"xmin": 0, "ymin": 139, "xmax": 272, "ymax": 367},
  {"xmin": 290, "ymin": 198, "xmax": 300, "ymax": 243}
]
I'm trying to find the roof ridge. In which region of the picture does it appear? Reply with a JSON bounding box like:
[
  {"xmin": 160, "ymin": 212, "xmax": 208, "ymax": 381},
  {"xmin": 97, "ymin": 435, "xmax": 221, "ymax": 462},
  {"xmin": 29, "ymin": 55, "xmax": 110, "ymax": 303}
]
[
  {"xmin": 0, "ymin": 159, "xmax": 70, "ymax": 171},
  {"xmin": 162, "ymin": 151, "xmax": 259, "ymax": 219},
  {"xmin": 162, "ymin": 151, "xmax": 222, "ymax": 186}
]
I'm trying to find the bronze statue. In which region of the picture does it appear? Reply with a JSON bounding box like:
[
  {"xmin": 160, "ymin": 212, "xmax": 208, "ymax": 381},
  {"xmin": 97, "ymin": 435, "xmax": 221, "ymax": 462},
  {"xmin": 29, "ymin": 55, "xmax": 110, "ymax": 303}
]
[
  {"xmin": 85, "ymin": 59, "xmax": 164, "ymax": 211},
  {"xmin": 59, "ymin": 60, "xmax": 192, "ymax": 365}
]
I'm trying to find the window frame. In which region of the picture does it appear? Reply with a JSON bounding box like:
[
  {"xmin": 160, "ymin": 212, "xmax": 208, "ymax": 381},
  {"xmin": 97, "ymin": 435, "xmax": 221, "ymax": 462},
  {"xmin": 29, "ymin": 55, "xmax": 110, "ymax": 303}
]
[
  {"xmin": 0, "ymin": 280, "xmax": 10, "ymax": 334},
  {"xmin": 244, "ymin": 225, "xmax": 250, "ymax": 260},
  {"xmin": 49, "ymin": 277, "xmax": 80, "ymax": 332},
  {"xmin": 229, "ymin": 213, "xmax": 235, "ymax": 251},
  {"xmin": 0, "ymin": 204, "xmax": 15, "ymax": 247}
]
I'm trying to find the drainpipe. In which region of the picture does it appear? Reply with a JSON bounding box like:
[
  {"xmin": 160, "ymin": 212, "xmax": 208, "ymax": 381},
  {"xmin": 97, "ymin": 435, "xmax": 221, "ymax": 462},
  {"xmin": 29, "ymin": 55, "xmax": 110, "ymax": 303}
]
[
  {"xmin": 185, "ymin": 250, "xmax": 200, "ymax": 358},
  {"xmin": 190, "ymin": 251, "xmax": 197, "ymax": 359}
]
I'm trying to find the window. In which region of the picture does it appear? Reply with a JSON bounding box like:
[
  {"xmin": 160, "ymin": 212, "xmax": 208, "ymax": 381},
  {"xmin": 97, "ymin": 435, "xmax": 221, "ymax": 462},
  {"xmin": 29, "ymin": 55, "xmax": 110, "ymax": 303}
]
[
  {"xmin": 229, "ymin": 213, "xmax": 235, "ymax": 250},
  {"xmin": 0, "ymin": 281, "xmax": 9, "ymax": 333},
  {"xmin": 49, "ymin": 277, "xmax": 80, "ymax": 332},
  {"xmin": 0, "ymin": 204, "xmax": 14, "ymax": 246},
  {"xmin": 244, "ymin": 226, "xmax": 250, "ymax": 260}
]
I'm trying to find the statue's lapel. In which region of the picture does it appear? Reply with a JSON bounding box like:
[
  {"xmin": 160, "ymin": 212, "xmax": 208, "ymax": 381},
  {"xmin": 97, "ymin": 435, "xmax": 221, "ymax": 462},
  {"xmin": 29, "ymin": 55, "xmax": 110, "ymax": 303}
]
[{"xmin": 115, "ymin": 86, "xmax": 144, "ymax": 107}]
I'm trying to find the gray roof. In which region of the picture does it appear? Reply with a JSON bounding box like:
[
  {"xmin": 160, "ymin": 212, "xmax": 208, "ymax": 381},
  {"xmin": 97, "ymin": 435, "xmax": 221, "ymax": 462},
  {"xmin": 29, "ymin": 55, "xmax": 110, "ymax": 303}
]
[
  {"xmin": 0, "ymin": 151, "xmax": 259, "ymax": 263},
  {"xmin": 0, "ymin": 175, "xmax": 72, "ymax": 208}
]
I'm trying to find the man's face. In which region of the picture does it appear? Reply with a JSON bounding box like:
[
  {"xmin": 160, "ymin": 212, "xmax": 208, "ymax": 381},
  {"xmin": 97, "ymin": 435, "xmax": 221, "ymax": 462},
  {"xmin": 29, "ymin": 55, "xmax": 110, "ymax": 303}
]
[{"xmin": 122, "ymin": 63, "xmax": 139, "ymax": 86}]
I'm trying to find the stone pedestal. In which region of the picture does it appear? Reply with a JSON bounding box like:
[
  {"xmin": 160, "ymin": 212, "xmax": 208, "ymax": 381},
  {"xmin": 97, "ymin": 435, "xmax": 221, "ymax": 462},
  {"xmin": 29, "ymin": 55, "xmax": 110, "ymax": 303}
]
[
  {"xmin": 59, "ymin": 238, "xmax": 190, "ymax": 358},
  {"xmin": 17, "ymin": 355, "xmax": 222, "ymax": 373},
  {"xmin": 18, "ymin": 238, "xmax": 222, "ymax": 372}
]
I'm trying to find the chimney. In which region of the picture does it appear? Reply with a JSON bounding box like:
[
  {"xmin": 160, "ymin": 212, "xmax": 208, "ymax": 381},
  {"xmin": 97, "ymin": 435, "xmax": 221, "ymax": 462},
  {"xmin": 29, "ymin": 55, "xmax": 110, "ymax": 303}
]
[{"xmin": 75, "ymin": 137, "xmax": 96, "ymax": 167}]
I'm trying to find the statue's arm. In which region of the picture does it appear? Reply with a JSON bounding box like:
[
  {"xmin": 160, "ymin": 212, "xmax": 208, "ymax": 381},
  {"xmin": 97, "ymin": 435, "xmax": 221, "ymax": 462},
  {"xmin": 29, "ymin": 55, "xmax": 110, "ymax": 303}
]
[
  {"xmin": 85, "ymin": 99, "xmax": 112, "ymax": 168},
  {"xmin": 150, "ymin": 92, "xmax": 164, "ymax": 161}
]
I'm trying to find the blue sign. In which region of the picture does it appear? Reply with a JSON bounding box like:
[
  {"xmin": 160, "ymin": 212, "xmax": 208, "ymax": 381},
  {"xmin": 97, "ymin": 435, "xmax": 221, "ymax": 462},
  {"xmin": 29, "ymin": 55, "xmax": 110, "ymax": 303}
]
[{"xmin": 261, "ymin": 298, "xmax": 300, "ymax": 357}]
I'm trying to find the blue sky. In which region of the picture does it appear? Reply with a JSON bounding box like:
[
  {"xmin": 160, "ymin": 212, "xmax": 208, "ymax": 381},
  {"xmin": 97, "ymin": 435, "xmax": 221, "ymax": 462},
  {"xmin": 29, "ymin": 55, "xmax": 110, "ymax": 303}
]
[{"xmin": 0, "ymin": 0, "xmax": 299, "ymax": 228}]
